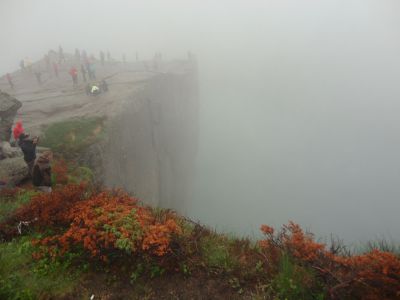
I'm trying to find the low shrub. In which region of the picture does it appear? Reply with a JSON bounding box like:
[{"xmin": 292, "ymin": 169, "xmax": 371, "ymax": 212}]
[
  {"xmin": 258, "ymin": 222, "xmax": 400, "ymax": 299},
  {"xmin": 4, "ymin": 184, "xmax": 182, "ymax": 263}
]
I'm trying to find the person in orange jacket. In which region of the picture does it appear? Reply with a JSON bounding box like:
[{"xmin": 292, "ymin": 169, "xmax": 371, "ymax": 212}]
[{"xmin": 69, "ymin": 66, "xmax": 78, "ymax": 86}]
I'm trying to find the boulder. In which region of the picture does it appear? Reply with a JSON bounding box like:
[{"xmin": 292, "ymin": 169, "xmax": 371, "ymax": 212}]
[
  {"xmin": 0, "ymin": 156, "xmax": 28, "ymax": 186},
  {"xmin": 0, "ymin": 141, "xmax": 22, "ymax": 159},
  {"xmin": 0, "ymin": 91, "xmax": 22, "ymax": 142}
]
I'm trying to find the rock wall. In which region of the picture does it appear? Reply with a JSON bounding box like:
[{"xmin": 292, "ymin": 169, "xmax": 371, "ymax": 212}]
[{"xmin": 104, "ymin": 70, "xmax": 198, "ymax": 212}]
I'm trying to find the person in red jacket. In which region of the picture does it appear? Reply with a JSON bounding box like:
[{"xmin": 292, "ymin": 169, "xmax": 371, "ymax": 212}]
[
  {"xmin": 13, "ymin": 121, "xmax": 24, "ymax": 141},
  {"xmin": 69, "ymin": 66, "xmax": 78, "ymax": 86}
]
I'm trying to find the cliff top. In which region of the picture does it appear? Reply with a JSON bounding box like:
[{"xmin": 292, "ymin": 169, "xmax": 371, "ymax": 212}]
[{"xmin": 0, "ymin": 54, "xmax": 193, "ymax": 135}]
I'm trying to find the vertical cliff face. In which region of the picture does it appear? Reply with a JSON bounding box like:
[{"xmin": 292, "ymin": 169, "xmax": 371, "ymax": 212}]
[{"xmin": 104, "ymin": 70, "xmax": 198, "ymax": 212}]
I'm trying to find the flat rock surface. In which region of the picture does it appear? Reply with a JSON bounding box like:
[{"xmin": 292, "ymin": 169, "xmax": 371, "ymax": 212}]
[{"xmin": 0, "ymin": 55, "xmax": 191, "ymax": 135}]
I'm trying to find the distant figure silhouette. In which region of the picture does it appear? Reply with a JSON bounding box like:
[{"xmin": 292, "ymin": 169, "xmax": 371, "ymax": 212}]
[
  {"xmin": 80, "ymin": 64, "xmax": 87, "ymax": 82},
  {"xmin": 6, "ymin": 73, "xmax": 14, "ymax": 89},
  {"xmin": 100, "ymin": 51, "xmax": 105, "ymax": 66},
  {"xmin": 53, "ymin": 62, "xmax": 59, "ymax": 77},
  {"xmin": 58, "ymin": 45, "xmax": 65, "ymax": 64},
  {"xmin": 69, "ymin": 66, "xmax": 78, "ymax": 86},
  {"xmin": 75, "ymin": 48, "xmax": 81, "ymax": 61},
  {"xmin": 34, "ymin": 71, "xmax": 42, "ymax": 84},
  {"xmin": 44, "ymin": 54, "xmax": 50, "ymax": 71}
]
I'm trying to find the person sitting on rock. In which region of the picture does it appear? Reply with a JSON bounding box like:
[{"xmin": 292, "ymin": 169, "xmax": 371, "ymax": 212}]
[
  {"xmin": 18, "ymin": 133, "xmax": 38, "ymax": 176},
  {"xmin": 32, "ymin": 151, "xmax": 52, "ymax": 193}
]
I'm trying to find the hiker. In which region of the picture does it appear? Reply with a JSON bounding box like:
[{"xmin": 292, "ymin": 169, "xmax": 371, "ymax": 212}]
[
  {"xmin": 101, "ymin": 79, "xmax": 108, "ymax": 92},
  {"xmin": 80, "ymin": 64, "xmax": 87, "ymax": 82},
  {"xmin": 34, "ymin": 71, "xmax": 42, "ymax": 85},
  {"xmin": 18, "ymin": 133, "xmax": 38, "ymax": 176},
  {"xmin": 88, "ymin": 63, "xmax": 96, "ymax": 80},
  {"xmin": 75, "ymin": 48, "xmax": 81, "ymax": 61},
  {"xmin": 32, "ymin": 151, "xmax": 53, "ymax": 193},
  {"xmin": 6, "ymin": 73, "xmax": 14, "ymax": 89},
  {"xmin": 24, "ymin": 58, "xmax": 32, "ymax": 72},
  {"xmin": 69, "ymin": 66, "xmax": 78, "ymax": 86},
  {"xmin": 53, "ymin": 62, "xmax": 59, "ymax": 77},
  {"xmin": 20, "ymin": 59, "xmax": 25, "ymax": 71},
  {"xmin": 44, "ymin": 54, "xmax": 50, "ymax": 71},
  {"xmin": 12, "ymin": 121, "xmax": 24, "ymax": 145},
  {"xmin": 82, "ymin": 50, "xmax": 88, "ymax": 64},
  {"xmin": 107, "ymin": 51, "xmax": 111, "ymax": 61},
  {"xmin": 58, "ymin": 45, "xmax": 65, "ymax": 63},
  {"xmin": 100, "ymin": 51, "xmax": 105, "ymax": 66}
]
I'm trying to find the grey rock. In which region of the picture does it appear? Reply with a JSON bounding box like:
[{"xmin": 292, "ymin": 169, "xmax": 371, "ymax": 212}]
[
  {"xmin": 0, "ymin": 157, "xmax": 28, "ymax": 186},
  {"xmin": 0, "ymin": 91, "xmax": 22, "ymax": 142},
  {"xmin": 0, "ymin": 141, "xmax": 22, "ymax": 159}
]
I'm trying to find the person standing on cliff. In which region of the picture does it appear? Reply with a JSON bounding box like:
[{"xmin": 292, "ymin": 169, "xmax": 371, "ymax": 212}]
[
  {"xmin": 75, "ymin": 48, "xmax": 81, "ymax": 62},
  {"xmin": 44, "ymin": 54, "xmax": 50, "ymax": 72},
  {"xmin": 69, "ymin": 66, "xmax": 78, "ymax": 86},
  {"xmin": 88, "ymin": 63, "xmax": 96, "ymax": 80},
  {"xmin": 58, "ymin": 45, "xmax": 65, "ymax": 64},
  {"xmin": 80, "ymin": 64, "xmax": 87, "ymax": 82},
  {"xmin": 34, "ymin": 71, "xmax": 42, "ymax": 85},
  {"xmin": 19, "ymin": 59, "xmax": 25, "ymax": 71},
  {"xmin": 53, "ymin": 62, "xmax": 59, "ymax": 78},
  {"xmin": 6, "ymin": 73, "xmax": 14, "ymax": 89},
  {"xmin": 100, "ymin": 51, "xmax": 105, "ymax": 66}
]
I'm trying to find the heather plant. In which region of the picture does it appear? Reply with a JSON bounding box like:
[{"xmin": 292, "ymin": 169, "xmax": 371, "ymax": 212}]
[
  {"xmin": 4, "ymin": 184, "xmax": 182, "ymax": 262},
  {"xmin": 258, "ymin": 222, "xmax": 400, "ymax": 299}
]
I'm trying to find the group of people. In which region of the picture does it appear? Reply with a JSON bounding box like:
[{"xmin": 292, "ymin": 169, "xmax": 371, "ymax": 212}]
[{"xmin": 12, "ymin": 121, "xmax": 52, "ymax": 193}]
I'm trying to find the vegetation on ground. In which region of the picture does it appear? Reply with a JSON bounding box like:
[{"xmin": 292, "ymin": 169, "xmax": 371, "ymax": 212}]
[
  {"xmin": 1, "ymin": 178, "xmax": 399, "ymax": 299},
  {"xmin": 40, "ymin": 117, "xmax": 105, "ymax": 158},
  {"xmin": 1, "ymin": 131, "xmax": 399, "ymax": 299}
]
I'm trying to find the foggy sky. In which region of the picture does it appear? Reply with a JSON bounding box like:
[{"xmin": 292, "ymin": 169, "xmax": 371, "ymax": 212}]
[{"xmin": 2, "ymin": 0, "xmax": 400, "ymax": 244}]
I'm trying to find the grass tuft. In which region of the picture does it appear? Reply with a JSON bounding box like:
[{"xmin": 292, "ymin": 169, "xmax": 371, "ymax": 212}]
[{"xmin": 40, "ymin": 117, "xmax": 105, "ymax": 158}]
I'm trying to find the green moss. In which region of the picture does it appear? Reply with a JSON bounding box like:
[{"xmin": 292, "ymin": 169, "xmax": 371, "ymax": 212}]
[
  {"xmin": 40, "ymin": 117, "xmax": 105, "ymax": 158},
  {"xmin": 269, "ymin": 253, "xmax": 325, "ymax": 300},
  {"xmin": 0, "ymin": 236, "xmax": 80, "ymax": 299},
  {"xmin": 0, "ymin": 190, "xmax": 37, "ymax": 223},
  {"xmin": 200, "ymin": 234, "xmax": 237, "ymax": 272}
]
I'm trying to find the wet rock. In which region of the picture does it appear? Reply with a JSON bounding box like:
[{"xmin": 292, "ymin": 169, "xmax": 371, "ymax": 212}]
[
  {"xmin": 0, "ymin": 156, "xmax": 28, "ymax": 186},
  {"xmin": 0, "ymin": 92, "xmax": 22, "ymax": 142},
  {"xmin": 0, "ymin": 141, "xmax": 22, "ymax": 159}
]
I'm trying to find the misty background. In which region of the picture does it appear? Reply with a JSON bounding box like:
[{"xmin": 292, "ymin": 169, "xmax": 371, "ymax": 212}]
[{"xmin": 2, "ymin": 0, "xmax": 400, "ymax": 244}]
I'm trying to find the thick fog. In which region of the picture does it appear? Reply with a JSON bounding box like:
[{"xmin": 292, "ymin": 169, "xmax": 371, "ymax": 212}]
[{"xmin": 2, "ymin": 0, "xmax": 400, "ymax": 244}]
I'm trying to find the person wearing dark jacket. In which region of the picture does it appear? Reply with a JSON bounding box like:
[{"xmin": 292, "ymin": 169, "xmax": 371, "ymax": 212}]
[
  {"xmin": 32, "ymin": 151, "xmax": 52, "ymax": 192},
  {"xmin": 18, "ymin": 133, "xmax": 38, "ymax": 176}
]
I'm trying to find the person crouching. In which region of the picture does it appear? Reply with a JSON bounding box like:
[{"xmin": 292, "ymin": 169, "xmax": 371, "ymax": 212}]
[{"xmin": 32, "ymin": 151, "xmax": 53, "ymax": 193}]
